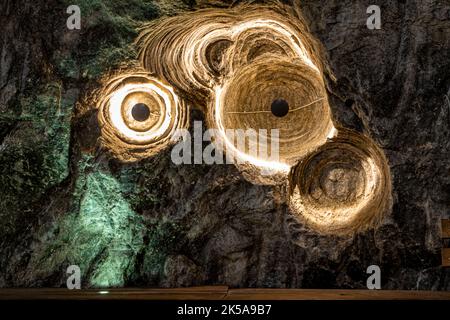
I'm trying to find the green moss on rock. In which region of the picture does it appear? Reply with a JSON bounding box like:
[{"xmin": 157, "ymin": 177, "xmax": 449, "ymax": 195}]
[
  {"xmin": 29, "ymin": 167, "xmax": 145, "ymax": 288},
  {"xmin": 0, "ymin": 83, "xmax": 73, "ymax": 236}
]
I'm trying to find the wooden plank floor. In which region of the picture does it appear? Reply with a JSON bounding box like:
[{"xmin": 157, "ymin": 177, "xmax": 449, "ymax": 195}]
[
  {"xmin": 0, "ymin": 287, "xmax": 449, "ymax": 300},
  {"xmin": 226, "ymin": 288, "xmax": 450, "ymax": 300}
]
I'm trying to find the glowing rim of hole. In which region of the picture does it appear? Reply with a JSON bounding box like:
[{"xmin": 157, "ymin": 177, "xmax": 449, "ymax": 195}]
[
  {"xmin": 108, "ymin": 82, "xmax": 179, "ymax": 143},
  {"xmin": 204, "ymin": 18, "xmax": 336, "ymax": 173},
  {"xmin": 184, "ymin": 18, "xmax": 321, "ymax": 90},
  {"xmin": 228, "ymin": 19, "xmax": 319, "ymax": 72}
]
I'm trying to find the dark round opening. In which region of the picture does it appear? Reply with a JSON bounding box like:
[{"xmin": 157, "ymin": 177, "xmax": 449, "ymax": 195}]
[
  {"xmin": 345, "ymin": 99, "xmax": 355, "ymax": 108},
  {"xmin": 271, "ymin": 99, "xmax": 289, "ymax": 117},
  {"xmin": 131, "ymin": 103, "xmax": 151, "ymax": 122}
]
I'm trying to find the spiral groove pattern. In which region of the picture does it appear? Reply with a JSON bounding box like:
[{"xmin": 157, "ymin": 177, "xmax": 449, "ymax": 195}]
[
  {"xmin": 137, "ymin": 4, "xmax": 335, "ymax": 174},
  {"xmin": 94, "ymin": 2, "xmax": 393, "ymax": 234},
  {"xmin": 97, "ymin": 72, "xmax": 188, "ymax": 162},
  {"xmin": 289, "ymin": 129, "xmax": 392, "ymax": 235}
]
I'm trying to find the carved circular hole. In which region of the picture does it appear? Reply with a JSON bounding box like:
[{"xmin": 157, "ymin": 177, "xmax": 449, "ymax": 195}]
[
  {"xmin": 271, "ymin": 99, "xmax": 289, "ymax": 117},
  {"xmin": 131, "ymin": 103, "xmax": 151, "ymax": 122}
]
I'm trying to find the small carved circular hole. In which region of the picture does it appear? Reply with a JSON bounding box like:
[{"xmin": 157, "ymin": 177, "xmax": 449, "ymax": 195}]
[
  {"xmin": 131, "ymin": 103, "xmax": 151, "ymax": 122},
  {"xmin": 271, "ymin": 99, "xmax": 289, "ymax": 117}
]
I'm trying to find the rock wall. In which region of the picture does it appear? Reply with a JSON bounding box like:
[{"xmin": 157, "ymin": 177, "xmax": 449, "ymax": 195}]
[{"xmin": 0, "ymin": 0, "xmax": 449, "ymax": 289}]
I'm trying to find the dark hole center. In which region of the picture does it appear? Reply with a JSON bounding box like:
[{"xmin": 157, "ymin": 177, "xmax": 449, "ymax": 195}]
[
  {"xmin": 271, "ymin": 99, "xmax": 289, "ymax": 117},
  {"xmin": 131, "ymin": 103, "xmax": 151, "ymax": 122}
]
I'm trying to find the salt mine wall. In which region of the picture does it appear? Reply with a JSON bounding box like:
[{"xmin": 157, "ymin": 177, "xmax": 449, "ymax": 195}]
[{"xmin": 0, "ymin": 0, "xmax": 449, "ymax": 290}]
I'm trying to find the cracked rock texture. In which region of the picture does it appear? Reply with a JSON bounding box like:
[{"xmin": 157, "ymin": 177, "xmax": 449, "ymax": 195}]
[{"xmin": 0, "ymin": 0, "xmax": 449, "ymax": 289}]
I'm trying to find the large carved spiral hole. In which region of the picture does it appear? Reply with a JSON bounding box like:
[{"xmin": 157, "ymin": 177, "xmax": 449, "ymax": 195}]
[{"xmin": 289, "ymin": 129, "xmax": 392, "ymax": 235}]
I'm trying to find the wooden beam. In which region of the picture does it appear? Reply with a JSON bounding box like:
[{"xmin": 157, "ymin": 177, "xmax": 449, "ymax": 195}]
[
  {"xmin": 0, "ymin": 287, "xmax": 449, "ymax": 300},
  {"xmin": 442, "ymin": 219, "xmax": 450, "ymax": 238},
  {"xmin": 225, "ymin": 288, "xmax": 450, "ymax": 300},
  {"xmin": 0, "ymin": 286, "xmax": 228, "ymax": 300},
  {"xmin": 443, "ymin": 248, "xmax": 450, "ymax": 267}
]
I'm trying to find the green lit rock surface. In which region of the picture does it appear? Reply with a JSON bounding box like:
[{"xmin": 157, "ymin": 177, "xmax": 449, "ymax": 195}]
[
  {"xmin": 20, "ymin": 165, "xmax": 144, "ymax": 287},
  {"xmin": 0, "ymin": 84, "xmax": 72, "ymax": 263}
]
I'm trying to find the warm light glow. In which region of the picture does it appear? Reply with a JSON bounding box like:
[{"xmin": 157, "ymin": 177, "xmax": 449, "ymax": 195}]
[
  {"xmin": 97, "ymin": 72, "xmax": 188, "ymax": 162},
  {"xmin": 289, "ymin": 129, "xmax": 392, "ymax": 235},
  {"xmin": 108, "ymin": 82, "xmax": 175, "ymax": 143},
  {"xmin": 99, "ymin": 3, "xmax": 392, "ymax": 234},
  {"xmin": 137, "ymin": 5, "xmax": 336, "ymax": 178},
  {"xmin": 213, "ymin": 85, "xmax": 291, "ymax": 173}
]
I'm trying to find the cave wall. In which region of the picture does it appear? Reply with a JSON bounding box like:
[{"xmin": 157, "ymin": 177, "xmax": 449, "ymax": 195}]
[{"xmin": 0, "ymin": 0, "xmax": 449, "ymax": 289}]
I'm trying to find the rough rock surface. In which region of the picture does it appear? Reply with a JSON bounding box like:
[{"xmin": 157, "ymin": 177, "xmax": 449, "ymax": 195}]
[{"xmin": 0, "ymin": 0, "xmax": 449, "ymax": 289}]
